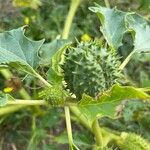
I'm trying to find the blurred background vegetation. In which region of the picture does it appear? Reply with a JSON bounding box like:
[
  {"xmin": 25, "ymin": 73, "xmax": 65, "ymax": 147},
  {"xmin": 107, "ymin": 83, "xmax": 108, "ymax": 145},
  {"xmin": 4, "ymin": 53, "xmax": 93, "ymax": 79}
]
[{"xmin": 0, "ymin": 0, "xmax": 150, "ymax": 149}]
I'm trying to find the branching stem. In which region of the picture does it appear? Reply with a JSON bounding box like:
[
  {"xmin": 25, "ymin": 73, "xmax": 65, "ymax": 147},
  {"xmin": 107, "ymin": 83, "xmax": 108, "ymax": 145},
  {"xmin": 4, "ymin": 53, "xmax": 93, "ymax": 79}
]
[
  {"xmin": 64, "ymin": 106, "xmax": 74, "ymax": 149},
  {"xmin": 119, "ymin": 50, "xmax": 136, "ymax": 70},
  {"xmin": 35, "ymin": 72, "xmax": 52, "ymax": 87},
  {"xmin": 62, "ymin": 0, "xmax": 81, "ymax": 149},
  {"xmin": 92, "ymin": 119, "xmax": 103, "ymax": 148},
  {"xmin": 7, "ymin": 100, "xmax": 47, "ymax": 106},
  {"xmin": 62, "ymin": 0, "xmax": 80, "ymax": 39},
  {"xmin": 104, "ymin": 0, "xmax": 110, "ymax": 8}
]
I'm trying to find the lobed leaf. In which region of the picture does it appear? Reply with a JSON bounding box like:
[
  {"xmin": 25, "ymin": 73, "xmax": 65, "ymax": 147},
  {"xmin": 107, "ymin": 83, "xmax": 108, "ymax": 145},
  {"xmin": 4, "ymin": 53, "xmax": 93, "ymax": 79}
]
[
  {"xmin": 0, "ymin": 27, "xmax": 44, "ymax": 76},
  {"xmin": 39, "ymin": 39, "xmax": 70, "ymax": 66},
  {"xmin": 90, "ymin": 4, "xmax": 150, "ymax": 52},
  {"xmin": 78, "ymin": 84, "xmax": 150, "ymax": 124},
  {"xmin": 127, "ymin": 14, "xmax": 150, "ymax": 52},
  {"xmin": 0, "ymin": 92, "xmax": 15, "ymax": 107},
  {"xmin": 45, "ymin": 40, "xmax": 71, "ymax": 85},
  {"xmin": 89, "ymin": 5, "xmax": 128, "ymax": 50}
]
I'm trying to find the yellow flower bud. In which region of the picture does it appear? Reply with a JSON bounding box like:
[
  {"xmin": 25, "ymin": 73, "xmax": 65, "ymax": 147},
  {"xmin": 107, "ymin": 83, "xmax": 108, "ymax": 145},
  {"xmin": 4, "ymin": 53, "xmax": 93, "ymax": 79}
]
[
  {"xmin": 24, "ymin": 17, "xmax": 30, "ymax": 25},
  {"xmin": 3, "ymin": 87, "xmax": 13, "ymax": 93},
  {"xmin": 81, "ymin": 34, "xmax": 92, "ymax": 42}
]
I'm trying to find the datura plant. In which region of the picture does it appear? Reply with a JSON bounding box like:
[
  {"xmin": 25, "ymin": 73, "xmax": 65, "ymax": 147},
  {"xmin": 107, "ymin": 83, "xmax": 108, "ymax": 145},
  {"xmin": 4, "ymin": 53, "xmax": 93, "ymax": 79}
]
[
  {"xmin": 0, "ymin": 1, "xmax": 150, "ymax": 150},
  {"xmin": 62, "ymin": 41, "xmax": 121, "ymax": 99}
]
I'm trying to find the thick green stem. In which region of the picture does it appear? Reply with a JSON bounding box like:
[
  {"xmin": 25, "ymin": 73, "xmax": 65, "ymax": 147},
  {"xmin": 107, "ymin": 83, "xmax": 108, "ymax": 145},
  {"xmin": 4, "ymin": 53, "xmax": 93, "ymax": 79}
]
[
  {"xmin": 7, "ymin": 100, "xmax": 47, "ymax": 106},
  {"xmin": 0, "ymin": 100, "xmax": 46, "ymax": 116},
  {"xmin": 62, "ymin": 0, "xmax": 80, "ymax": 39},
  {"xmin": 62, "ymin": 0, "xmax": 81, "ymax": 149},
  {"xmin": 35, "ymin": 72, "xmax": 52, "ymax": 88},
  {"xmin": 19, "ymin": 88, "xmax": 31, "ymax": 100},
  {"xmin": 0, "ymin": 105, "xmax": 26, "ymax": 116},
  {"xmin": 0, "ymin": 69, "xmax": 32, "ymax": 116},
  {"xmin": 92, "ymin": 119, "xmax": 103, "ymax": 148},
  {"xmin": 64, "ymin": 106, "xmax": 74, "ymax": 149},
  {"xmin": 0, "ymin": 69, "xmax": 52, "ymax": 116},
  {"xmin": 70, "ymin": 106, "xmax": 91, "ymax": 131},
  {"xmin": 119, "ymin": 50, "xmax": 136, "ymax": 70},
  {"xmin": 104, "ymin": 0, "xmax": 110, "ymax": 8},
  {"xmin": 27, "ymin": 116, "xmax": 36, "ymax": 150}
]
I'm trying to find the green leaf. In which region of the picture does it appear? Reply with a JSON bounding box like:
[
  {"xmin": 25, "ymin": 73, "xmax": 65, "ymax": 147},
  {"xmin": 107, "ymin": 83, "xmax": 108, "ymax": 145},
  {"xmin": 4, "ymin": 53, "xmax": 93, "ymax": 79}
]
[
  {"xmin": 0, "ymin": 92, "xmax": 14, "ymax": 107},
  {"xmin": 0, "ymin": 27, "xmax": 44, "ymax": 76},
  {"xmin": 39, "ymin": 39, "xmax": 70, "ymax": 66},
  {"xmin": 89, "ymin": 5, "xmax": 127, "ymax": 50},
  {"xmin": 90, "ymin": 5, "xmax": 150, "ymax": 52},
  {"xmin": 42, "ymin": 40, "xmax": 71, "ymax": 84},
  {"xmin": 100, "ymin": 99, "xmax": 150, "ymax": 141},
  {"xmin": 46, "ymin": 68, "xmax": 63, "ymax": 85},
  {"xmin": 127, "ymin": 14, "xmax": 150, "ymax": 52},
  {"xmin": 139, "ymin": 0, "xmax": 150, "ymax": 10},
  {"xmin": 140, "ymin": 71, "xmax": 150, "ymax": 87},
  {"xmin": 78, "ymin": 84, "xmax": 150, "ymax": 124},
  {"xmin": 0, "ymin": 92, "xmax": 8, "ymax": 107},
  {"xmin": 50, "ymin": 42, "xmax": 71, "ymax": 76}
]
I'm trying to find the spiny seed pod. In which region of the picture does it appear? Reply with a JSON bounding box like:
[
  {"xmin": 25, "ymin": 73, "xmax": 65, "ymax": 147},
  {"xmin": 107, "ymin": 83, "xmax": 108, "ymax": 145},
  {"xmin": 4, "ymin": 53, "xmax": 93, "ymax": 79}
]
[
  {"xmin": 62, "ymin": 41, "xmax": 120, "ymax": 99},
  {"xmin": 39, "ymin": 86, "xmax": 67, "ymax": 107},
  {"xmin": 117, "ymin": 132, "xmax": 150, "ymax": 150}
]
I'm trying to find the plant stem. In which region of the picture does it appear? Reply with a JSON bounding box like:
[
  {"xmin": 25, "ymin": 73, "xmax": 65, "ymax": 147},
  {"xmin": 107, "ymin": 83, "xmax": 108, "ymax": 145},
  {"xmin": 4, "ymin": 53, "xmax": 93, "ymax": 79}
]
[
  {"xmin": 62, "ymin": 0, "xmax": 92, "ymax": 131},
  {"xmin": 0, "ymin": 68, "xmax": 32, "ymax": 116},
  {"xmin": 104, "ymin": 0, "xmax": 110, "ymax": 8},
  {"xmin": 7, "ymin": 100, "xmax": 47, "ymax": 106},
  {"xmin": 27, "ymin": 116, "xmax": 36, "ymax": 150},
  {"xmin": 62, "ymin": 0, "xmax": 80, "ymax": 39},
  {"xmin": 0, "ymin": 100, "xmax": 46, "ymax": 116},
  {"xmin": 119, "ymin": 50, "xmax": 136, "ymax": 70},
  {"xmin": 70, "ymin": 106, "xmax": 91, "ymax": 131},
  {"xmin": 0, "ymin": 105, "xmax": 25, "ymax": 116},
  {"xmin": 0, "ymin": 69, "xmax": 51, "ymax": 116},
  {"xmin": 64, "ymin": 106, "xmax": 74, "ymax": 149},
  {"xmin": 0, "ymin": 69, "xmax": 49, "ymax": 116},
  {"xmin": 35, "ymin": 72, "xmax": 52, "ymax": 87},
  {"xmin": 19, "ymin": 88, "xmax": 31, "ymax": 100},
  {"xmin": 62, "ymin": 0, "xmax": 81, "ymax": 149},
  {"xmin": 92, "ymin": 119, "xmax": 103, "ymax": 148}
]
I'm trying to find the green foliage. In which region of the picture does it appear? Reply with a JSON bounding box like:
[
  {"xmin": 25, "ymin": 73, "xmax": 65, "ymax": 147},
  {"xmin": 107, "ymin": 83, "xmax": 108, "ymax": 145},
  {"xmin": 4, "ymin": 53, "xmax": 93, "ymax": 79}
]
[
  {"xmin": 0, "ymin": 1, "xmax": 150, "ymax": 149},
  {"xmin": 0, "ymin": 91, "xmax": 8, "ymax": 106},
  {"xmin": 90, "ymin": 4, "xmax": 150, "ymax": 52},
  {"xmin": 62, "ymin": 41, "xmax": 120, "ymax": 99},
  {"xmin": 100, "ymin": 99, "xmax": 150, "ymax": 141},
  {"xmin": 139, "ymin": 0, "xmax": 150, "ymax": 10},
  {"xmin": 0, "ymin": 27, "xmax": 44, "ymax": 76},
  {"xmin": 40, "ymin": 39, "xmax": 71, "ymax": 85},
  {"xmin": 45, "ymin": 41, "xmax": 71, "ymax": 85},
  {"xmin": 117, "ymin": 132, "xmax": 150, "ymax": 150},
  {"xmin": 78, "ymin": 85, "xmax": 150, "ymax": 125},
  {"xmin": 0, "ymin": 91, "xmax": 15, "ymax": 107},
  {"xmin": 91, "ymin": 4, "xmax": 150, "ymax": 87},
  {"xmin": 119, "ymin": 33, "xmax": 150, "ymax": 87},
  {"xmin": 90, "ymin": 5, "xmax": 127, "ymax": 50},
  {"xmin": 39, "ymin": 39, "xmax": 70, "ymax": 66}
]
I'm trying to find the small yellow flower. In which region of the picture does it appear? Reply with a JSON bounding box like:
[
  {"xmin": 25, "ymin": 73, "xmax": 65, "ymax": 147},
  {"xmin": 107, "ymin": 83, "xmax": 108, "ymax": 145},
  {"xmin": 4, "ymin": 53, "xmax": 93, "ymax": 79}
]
[
  {"xmin": 81, "ymin": 34, "xmax": 92, "ymax": 42},
  {"xmin": 3, "ymin": 87, "xmax": 13, "ymax": 93},
  {"xmin": 24, "ymin": 17, "xmax": 30, "ymax": 25}
]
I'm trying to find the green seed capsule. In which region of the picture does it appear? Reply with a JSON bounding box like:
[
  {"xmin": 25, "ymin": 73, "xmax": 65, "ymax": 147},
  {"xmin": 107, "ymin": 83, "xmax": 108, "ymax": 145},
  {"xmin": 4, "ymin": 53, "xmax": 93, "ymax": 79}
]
[
  {"xmin": 117, "ymin": 132, "xmax": 150, "ymax": 150},
  {"xmin": 62, "ymin": 41, "xmax": 120, "ymax": 99}
]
